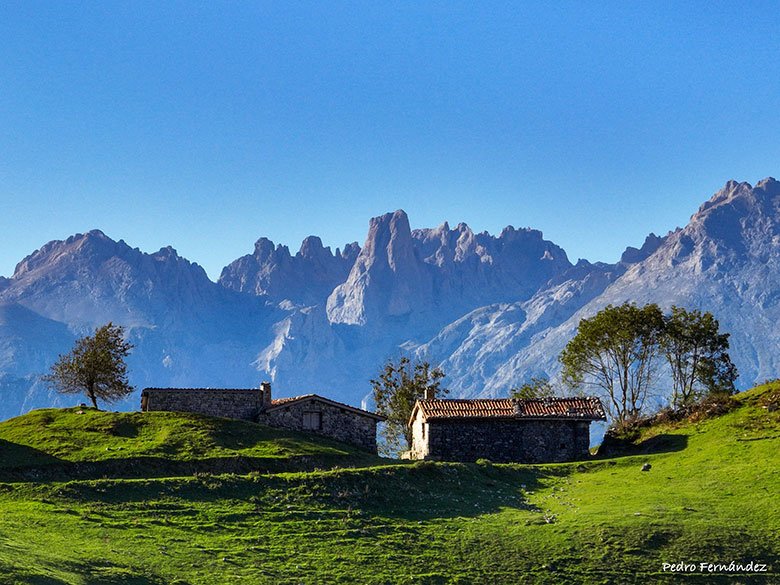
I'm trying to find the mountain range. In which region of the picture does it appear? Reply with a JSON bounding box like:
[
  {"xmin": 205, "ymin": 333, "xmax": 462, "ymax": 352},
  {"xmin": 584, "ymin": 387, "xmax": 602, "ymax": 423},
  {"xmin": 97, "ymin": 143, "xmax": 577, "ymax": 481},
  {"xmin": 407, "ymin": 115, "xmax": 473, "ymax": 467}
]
[{"xmin": 2, "ymin": 177, "xmax": 779, "ymax": 421}]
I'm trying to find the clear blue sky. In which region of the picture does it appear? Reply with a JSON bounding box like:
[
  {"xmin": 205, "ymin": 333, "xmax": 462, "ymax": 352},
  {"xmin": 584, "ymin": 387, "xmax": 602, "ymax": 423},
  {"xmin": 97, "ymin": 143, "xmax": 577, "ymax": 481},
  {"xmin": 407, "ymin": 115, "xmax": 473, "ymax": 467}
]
[{"xmin": 2, "ymin": 2, "xmax": 779, "ymax": 280}]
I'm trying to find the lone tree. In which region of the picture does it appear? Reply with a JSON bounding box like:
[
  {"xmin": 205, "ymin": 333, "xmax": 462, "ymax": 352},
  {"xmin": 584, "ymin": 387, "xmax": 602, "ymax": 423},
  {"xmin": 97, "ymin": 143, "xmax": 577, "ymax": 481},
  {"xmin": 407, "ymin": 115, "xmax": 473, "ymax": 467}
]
[
  {"xmin": 43, "ymin": 322, "xmax": 134, "ymax": 409},
  {"xmin": 560, "ymin": 302, "xmax": 665, "ymax": 426},
  {"xmin": 509, "ymin": 376, "xmax": 555, "ymax": 400},
  {"xmin": 371, "ymin": 356, "xmax": 446, "ymax": 456},
  {"xmin": 662, "ymin": 306, "xmax": 737, "ymax": 407}
]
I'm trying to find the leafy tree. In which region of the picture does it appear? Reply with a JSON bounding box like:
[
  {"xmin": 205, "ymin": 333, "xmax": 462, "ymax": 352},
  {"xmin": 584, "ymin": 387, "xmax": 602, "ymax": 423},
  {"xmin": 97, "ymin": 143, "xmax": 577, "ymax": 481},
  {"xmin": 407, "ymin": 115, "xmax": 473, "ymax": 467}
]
[
  {"xmin": 371, "ymin": 356, "xmax": 446, "ymax": 456},
  {"xmin": 509, "ymin": 376, "xmax": 555, "ymax": 400},
  {"xmin": 662, "ymin": 306, "xmax": 737, "ymax": 407},
  {"xmin": 42, "ymin": 322, "xmax": 134, "ymax": 409},
  {"xmin": 560, "ymin": 303, "xmax": 664, "ymax": 425}
]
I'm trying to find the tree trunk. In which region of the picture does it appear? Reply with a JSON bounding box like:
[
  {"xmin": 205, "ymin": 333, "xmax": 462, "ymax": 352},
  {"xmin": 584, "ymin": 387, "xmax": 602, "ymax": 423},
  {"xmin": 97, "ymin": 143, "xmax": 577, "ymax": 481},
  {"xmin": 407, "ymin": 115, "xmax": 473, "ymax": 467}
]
[{"xmin": 87, "ymin": 386, "xmax": 99, "ymax": 410}]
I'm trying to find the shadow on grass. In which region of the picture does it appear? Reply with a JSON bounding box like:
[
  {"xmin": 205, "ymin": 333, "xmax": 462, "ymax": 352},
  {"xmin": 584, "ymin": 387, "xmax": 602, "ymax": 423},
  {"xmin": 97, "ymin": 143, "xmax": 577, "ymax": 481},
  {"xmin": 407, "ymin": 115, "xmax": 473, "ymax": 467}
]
[
  {"xmin": 49, "ymin": 461, "xmax": 545, "ymax": 522},
  {"xmin": 596, "ymin": 433, "xmax": 688, "ymax": 458},
  {"xmin": 82, "ymin": 567, "xmax": 166, "ymax": 585},
  {"xmin": 0, "ymin": 453, "xmax": 376, "ymax": 483},
  {"xmin": 0, "ymin": 439, "xmax": 64, "ymax": 469},
  {"xmin": 208, "ymin": 420, "xmax": 374, "ymax": 460}
]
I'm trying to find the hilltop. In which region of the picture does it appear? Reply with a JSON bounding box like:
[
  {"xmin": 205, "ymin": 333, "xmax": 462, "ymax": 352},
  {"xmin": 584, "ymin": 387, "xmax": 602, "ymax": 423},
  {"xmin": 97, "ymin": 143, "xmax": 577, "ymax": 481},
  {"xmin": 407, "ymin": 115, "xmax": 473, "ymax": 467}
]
[
  {"xmin": 0, "ymin": 408, "xmax": 380, "ymax": 480},
  {"xmin": 0, "ymin": 384, "xmax": 777, "ymax": 583}
]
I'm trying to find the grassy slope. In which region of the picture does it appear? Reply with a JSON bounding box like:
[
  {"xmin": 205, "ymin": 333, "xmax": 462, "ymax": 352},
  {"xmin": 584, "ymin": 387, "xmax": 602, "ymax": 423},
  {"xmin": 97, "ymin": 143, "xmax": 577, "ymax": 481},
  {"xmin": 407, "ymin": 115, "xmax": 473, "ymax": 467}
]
[
  {"xmin": 0, "ymin": 386, "xmax": 777, "ymax": 584},
  {"xmin": 0, "ymin": 408, "xmax": 379, "ymax": 477}
]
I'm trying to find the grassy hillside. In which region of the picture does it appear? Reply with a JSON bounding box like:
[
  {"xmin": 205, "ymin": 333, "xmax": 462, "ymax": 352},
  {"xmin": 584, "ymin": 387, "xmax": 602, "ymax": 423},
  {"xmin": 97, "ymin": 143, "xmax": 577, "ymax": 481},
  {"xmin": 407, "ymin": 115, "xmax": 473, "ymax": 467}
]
[
  {"xmin": 0, "ymin": 407, "xmax": 381, "ymax": 478},
  {"xmin": 0, "ymin": 385, "xmax": 778, "ymax": 584}
]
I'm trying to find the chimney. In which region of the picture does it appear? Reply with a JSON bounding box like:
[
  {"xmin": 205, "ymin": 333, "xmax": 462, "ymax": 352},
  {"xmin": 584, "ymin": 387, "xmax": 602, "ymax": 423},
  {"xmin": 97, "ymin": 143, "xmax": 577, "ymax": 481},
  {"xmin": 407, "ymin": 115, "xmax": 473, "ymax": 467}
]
[
  {"xmin": 512, "ymin": 399, "xmax": 522, "ymax": 416},
  {"xmin": 261, "ymin": 381, "xmax": 272, "ymax": 408},
  {"xmin": 424, "ymin": 387, "xmax": 436, "ymax": 401}
]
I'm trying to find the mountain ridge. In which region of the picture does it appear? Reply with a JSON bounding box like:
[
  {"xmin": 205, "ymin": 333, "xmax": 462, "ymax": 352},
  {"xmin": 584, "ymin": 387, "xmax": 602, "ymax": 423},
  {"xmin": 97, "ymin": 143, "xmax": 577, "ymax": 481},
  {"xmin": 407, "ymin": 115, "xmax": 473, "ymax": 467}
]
[{"xmin": 1, "ymin": 177, "xmax": 779, "ymax": 420}]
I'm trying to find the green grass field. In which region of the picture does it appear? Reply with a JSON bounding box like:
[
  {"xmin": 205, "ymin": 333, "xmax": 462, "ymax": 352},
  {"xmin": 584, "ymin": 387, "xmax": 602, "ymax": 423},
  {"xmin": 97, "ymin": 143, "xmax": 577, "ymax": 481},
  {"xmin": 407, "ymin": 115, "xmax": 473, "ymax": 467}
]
[
  {"xmin": 0, "ymin": 408, "xmax": 381, "ymax": 479},
  {"xmin": 0, "ymin": 385, "xmax": 777, "ymax": 584}
]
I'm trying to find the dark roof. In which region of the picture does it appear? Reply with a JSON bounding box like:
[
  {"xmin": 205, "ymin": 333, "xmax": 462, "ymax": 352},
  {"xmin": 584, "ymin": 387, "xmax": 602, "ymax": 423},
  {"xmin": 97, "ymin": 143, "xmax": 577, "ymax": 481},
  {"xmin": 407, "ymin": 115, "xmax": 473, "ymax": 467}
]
[
  {"xmin": 271, "ymin": 394, "xmax": 315, "ymax": 406},
  {"xmin": 266, "ymin": 394, "xmax": 385, "ymax": 421},
  {"xmin": 412, "ymin": 397, "xmax": 606, "ymax": 422},
  {"xmin": 142, "ymin": 387, "xmax": 258, "ymax": 393},
  {"xmin": 141, "ymin": 388, "xmax": 385, "ymax": 420}
]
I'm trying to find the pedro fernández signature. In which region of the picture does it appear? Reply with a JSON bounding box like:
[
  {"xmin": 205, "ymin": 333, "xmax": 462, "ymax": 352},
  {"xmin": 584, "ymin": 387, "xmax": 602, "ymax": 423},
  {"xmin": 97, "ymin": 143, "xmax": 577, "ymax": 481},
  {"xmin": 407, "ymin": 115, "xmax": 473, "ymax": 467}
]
[{"xmin": 662, "ymin": 561, "xmax": 770, "ymax": 574}]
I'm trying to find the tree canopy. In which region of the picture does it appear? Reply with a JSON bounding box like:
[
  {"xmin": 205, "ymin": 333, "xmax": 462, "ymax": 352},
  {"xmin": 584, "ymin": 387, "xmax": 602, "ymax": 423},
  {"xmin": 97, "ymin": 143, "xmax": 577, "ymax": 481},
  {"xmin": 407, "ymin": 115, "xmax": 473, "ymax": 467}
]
[
  {"xmin": 662, "ymin": 306, "xmax": 737, "ymax": 407},
  {"xmin": 560, "ymin": 303, "xmax": 736, "ymax": 425},
  {"xmin": 509, "ymin": 376, "xmax": 555, "ymax": 400},
  {"xmin": 560, "ymin": 303, "xmax": 665, "ymax": 425},
  {"xmin": 42, "ymin": 322, "xmax": 134, "ymax": 409},
  {"xmin": 371, "ymin": 356, "xmax": 446, "ymax": 456}
]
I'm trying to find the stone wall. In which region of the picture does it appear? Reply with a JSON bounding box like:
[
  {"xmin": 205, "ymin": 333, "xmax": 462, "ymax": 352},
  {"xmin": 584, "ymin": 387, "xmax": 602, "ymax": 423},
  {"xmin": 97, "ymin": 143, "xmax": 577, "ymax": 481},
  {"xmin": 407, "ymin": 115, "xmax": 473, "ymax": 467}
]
[
  {"xmin": 423, "ymin": 419, "xmax": 591, "ymax": 463},
  {"xmin": 409, "ymin": 413, "xmax": 429, "ymax": 459},
  {"xmin": 142, "ymin": 388, "xmax": 262, "ymax": 421},
  {"xmin": 258, "ymin": 397, "xmax": 379, "ymax": 453}
]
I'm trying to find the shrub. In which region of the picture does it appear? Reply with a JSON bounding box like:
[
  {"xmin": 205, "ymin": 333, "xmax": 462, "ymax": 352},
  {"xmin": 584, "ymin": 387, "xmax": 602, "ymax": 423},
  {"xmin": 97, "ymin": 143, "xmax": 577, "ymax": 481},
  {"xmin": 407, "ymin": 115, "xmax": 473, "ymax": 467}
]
[{"xmin": 688, "ymin": 391, "xmax": 736, "ymax": 422}]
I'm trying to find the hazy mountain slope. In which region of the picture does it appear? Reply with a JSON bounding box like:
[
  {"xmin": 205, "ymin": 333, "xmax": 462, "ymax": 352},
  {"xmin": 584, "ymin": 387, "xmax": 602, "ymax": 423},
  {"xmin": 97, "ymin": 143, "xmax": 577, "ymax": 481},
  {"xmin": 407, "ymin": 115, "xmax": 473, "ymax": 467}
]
[
  {"xmin": 420, "ymin": 178, "xmax": 780, "ymax": 396},
  {"xmin": 414, "ymin": 260, "xmax": 626, "ymax": 395},
  {"xmin": 0, "ymin": 231, "xmax": 281, "ymax": 418},
  {"xmin": 2, "ymin": 178, "xmax": 780, "ymax": 419},
  {"xmin": 0, "ymin": 303, "xmax": 76, "ymax": 414}
]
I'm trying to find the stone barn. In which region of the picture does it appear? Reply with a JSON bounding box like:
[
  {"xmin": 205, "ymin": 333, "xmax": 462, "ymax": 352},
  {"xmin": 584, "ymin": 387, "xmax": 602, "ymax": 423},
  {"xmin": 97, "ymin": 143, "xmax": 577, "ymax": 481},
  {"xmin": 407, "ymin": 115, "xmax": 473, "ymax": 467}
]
[
  {"xmin": 407, "ymin": 396, "xmax": 606, "ymax": 463},
  {"xmin": 141, "ymin": 382, "xmax": 384, "ymax": 453},
  {"xmin": 257, "ymin": 393, "xmax": 383, "ymax": 453}
]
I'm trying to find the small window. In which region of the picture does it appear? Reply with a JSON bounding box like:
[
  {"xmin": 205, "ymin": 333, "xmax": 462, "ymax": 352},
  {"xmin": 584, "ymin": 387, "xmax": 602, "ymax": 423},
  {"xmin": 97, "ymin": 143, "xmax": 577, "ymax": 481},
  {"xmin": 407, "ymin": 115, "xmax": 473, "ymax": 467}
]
[{"xmin": 303, "ymin": 411, "xmax": 322, "ymax": 430}]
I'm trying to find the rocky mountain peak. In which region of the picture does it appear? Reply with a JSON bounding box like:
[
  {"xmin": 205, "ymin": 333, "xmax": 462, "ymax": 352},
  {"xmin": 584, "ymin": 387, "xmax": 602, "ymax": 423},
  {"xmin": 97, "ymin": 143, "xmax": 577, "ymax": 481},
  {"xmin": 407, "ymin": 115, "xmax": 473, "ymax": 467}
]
[
  {"xmin": 620, "ymin": 233, "xmax": 665, "ymax": 264},
  {"xmin": 12, "ymin": 230, "xmax": 132, "ymax": 280},
  {"xmin": 370, "ymin": 210, "xmax": 415, "ymax": 271},
  {"xmin": 296, "ymin": 236, "xmax": 349, "ymax": 268},
  {"xmin": 337, "ymin": 242, "xmax": 361, "ymax": 263},
  {"xmin": 327, "ymin": 210, "xmax": 433, "ymax": 325},
  {"xmin": 0, "ymin": 229, "xmax": 223, "ymax": 330},
  {"xmin": 327, "ymin": 210, "xmax": 574, "ymax": 329},
  {"xmin": 298, "ymin": 236, "xmax": 327, "ymax": 259},
  {"xmin": 341, "ymin": 210, "xmax": 419, "ymax": 277},
  {"xmin": 681, "ymin": 178, "xmax": 780, "ymax": 255},
  {"xmin": 153, "ymin": 246, "xmax": 180, "ymax": 261},
  {"xmin": 220, "ymin": 233, "xmax": 355, "ymax": 306},
  {"xmin": 695, "ymin": 177, "xmax": 780, "ymax": 217},
  {"xmin": 253, "ymin": 237, "xmax": 277, "ymax": 260},
  {"xmin": 412, "ymin": 221, "xmax": 477, "ymax": 267}
]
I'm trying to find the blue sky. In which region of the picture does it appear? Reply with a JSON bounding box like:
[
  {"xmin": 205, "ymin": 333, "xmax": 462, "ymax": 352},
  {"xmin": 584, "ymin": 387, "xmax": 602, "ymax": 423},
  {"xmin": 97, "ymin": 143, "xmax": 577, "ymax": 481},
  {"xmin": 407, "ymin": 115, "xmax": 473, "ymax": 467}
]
[{"xmin": 1, "ymin": 2, "xmax": 779, "ymax": 280}]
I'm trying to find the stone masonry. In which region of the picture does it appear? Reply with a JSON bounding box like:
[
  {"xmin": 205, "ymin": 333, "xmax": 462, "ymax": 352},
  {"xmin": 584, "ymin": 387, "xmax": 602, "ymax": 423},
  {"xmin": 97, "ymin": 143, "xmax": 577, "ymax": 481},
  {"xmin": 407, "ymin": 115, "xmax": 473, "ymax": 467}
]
[
  {"xmin": 141, "ymin": 384, "xmax": 383, "ymax": 453},
  {"xmin": 408, "ymin": 396, "xmax": 606, "ymax": 463},
  {"xmin": 258, "ymin": 395, "xmax": 381, "ymax": 453},
  {"xmin": 141, "ymin": 388, "xmax": 262, "ymax": 421},
  {"xmin": 422, "ymin": 419, "xmax": 591, "ymax": 463}
]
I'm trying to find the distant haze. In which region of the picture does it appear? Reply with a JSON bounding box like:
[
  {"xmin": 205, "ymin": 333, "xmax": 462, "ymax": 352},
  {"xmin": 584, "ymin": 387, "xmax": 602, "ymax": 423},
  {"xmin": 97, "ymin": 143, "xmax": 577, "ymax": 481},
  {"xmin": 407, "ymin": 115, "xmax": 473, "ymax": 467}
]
[{"xmin": 3, "ymin": 178, "xmax": 780, "ymax": 424}]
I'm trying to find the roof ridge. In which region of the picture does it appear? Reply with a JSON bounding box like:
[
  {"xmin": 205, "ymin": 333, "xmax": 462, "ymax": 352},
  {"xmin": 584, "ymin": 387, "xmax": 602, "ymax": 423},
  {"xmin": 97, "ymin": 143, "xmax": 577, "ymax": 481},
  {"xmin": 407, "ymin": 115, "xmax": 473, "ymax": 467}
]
[
  {"xmin": 266, "ymin": 393, "xmax": 385, "ymax": 420},
  {"xmin": 416, "ymin": 395, "xmax": 606, "ymax": 421}
]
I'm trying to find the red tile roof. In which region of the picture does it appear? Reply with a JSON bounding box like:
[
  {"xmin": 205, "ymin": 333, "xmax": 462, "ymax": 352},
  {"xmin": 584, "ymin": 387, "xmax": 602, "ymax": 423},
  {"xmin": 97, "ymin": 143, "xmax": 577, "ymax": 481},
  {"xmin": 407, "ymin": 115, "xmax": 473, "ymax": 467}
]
[{"xmin": 414, "ymin": 397, "xmax": 605, "ymax": 421}]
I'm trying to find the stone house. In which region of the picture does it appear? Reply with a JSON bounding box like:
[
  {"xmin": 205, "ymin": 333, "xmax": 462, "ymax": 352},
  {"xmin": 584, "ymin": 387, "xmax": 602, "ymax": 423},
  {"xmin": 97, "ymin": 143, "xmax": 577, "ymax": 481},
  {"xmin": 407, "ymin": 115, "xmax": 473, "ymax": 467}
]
[
  {"xmin": 407, "ymin": 395, "xmax": 606, "ymax": 463},
  {"xmin": 141, "ymin": 382, "xmax": 384, "ymax": 453}
]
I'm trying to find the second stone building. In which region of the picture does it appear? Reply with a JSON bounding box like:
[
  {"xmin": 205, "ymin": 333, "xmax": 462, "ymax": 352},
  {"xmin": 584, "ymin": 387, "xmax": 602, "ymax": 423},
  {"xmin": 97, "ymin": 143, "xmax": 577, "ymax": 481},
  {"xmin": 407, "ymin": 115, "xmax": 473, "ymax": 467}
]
[
  {"xmin": 407, "ymin": 395, "xmax": 606, "ymax": 463},
  {"xmin": 141, "ymin": 382, "xmax": 384, "ymax": 453}
]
